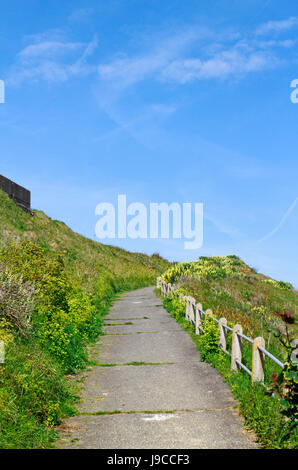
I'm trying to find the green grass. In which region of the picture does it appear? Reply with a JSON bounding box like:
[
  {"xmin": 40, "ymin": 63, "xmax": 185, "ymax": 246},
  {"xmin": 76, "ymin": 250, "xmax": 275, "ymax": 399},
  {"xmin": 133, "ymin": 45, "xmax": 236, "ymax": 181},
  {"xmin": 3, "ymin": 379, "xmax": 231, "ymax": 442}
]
[
  {"xmin": 0, "ymin": 189, "xmax": 171, "ymax": 448},
  {"xmin": 0, "ymin": 338, "xmax": 77, "ymax": 448}
]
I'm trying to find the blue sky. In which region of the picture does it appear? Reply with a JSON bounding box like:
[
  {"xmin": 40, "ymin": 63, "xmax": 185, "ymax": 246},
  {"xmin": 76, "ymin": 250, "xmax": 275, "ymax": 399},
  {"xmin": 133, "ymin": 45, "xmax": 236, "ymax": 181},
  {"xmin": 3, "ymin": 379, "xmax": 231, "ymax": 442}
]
[{"xmin": 0, "ymin": 0, "xmax": 298, "ymax": 286}]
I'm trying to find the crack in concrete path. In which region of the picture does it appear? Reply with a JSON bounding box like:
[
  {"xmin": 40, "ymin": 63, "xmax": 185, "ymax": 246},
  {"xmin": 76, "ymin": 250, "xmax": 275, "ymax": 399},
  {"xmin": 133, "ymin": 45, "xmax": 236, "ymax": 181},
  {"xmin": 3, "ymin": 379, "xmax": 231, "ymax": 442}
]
[
  {"xmin": 78, "ymin": 406, "xmax": 236, "ymax": 416},
  {"xmin": 103, "ymin": 330, "xmax": 184, "ymax": 335},
  {"xmin": 91, "ymin": 361, "xmax": 201, "ymax": 367}
]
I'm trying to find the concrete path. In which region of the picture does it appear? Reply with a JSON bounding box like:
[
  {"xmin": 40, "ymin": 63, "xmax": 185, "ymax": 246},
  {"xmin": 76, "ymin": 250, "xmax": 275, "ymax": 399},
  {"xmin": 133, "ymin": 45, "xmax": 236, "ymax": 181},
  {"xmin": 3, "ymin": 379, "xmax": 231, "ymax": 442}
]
[{"xmin": 57, "ymin": 287, "xmax": 257, "ymax": 449}]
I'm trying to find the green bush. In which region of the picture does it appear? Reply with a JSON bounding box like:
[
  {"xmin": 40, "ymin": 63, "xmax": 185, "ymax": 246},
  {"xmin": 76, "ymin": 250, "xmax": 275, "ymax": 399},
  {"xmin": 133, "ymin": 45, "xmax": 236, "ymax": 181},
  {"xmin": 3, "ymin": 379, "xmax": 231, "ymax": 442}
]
[
  {"xmin": 198, "ymin": 316, "xmax": 219, "ymax": 361},
  {"xmin": 0, "ymin": 241, "xmax": 104, "ymax": 373},
  {"xmin": 0, "ymin": 338, "xmax": 76, "ymax": 448},
  {"xmin": 163, "ymin": 293, "xmax": 186, "ymax": 320}
]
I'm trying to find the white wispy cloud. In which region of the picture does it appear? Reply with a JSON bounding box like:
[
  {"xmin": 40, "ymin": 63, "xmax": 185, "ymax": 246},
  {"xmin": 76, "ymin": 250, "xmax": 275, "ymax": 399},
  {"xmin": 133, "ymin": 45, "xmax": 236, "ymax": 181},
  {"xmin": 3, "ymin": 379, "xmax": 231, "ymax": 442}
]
[
  {"xmin": 7, "ymin": 16, "xmax": 297, "ymax": 89},
  {"xmin": 94, "ymin": 102, "xmax": 176, "ymax": 142},
  {"xmin": 97, "ymin": 27, "xmax": 283, "ymax": 88},
  {"xmin": 97, "ymin": 28, "xmax": 206, "ymax": 88},
  {"xmin": 256, "ymin": 39, "xmax": 295, "ymax": 49},
  {"xmin": 161, "ymin": 47, "xmax": 276, "ymax": 83},
  {"xmin": 205, "ymin": 214, "xmax": 241, "ymax": 238},
  {"xmin": 258, "ymin": 197, "xmax": 298, "ymax": 243},
  {"xmin": 94, "ymin": 21, "xmax": 294, "ymax": 147},
  {"xmin": 18, "ymin": 41, "xmax": 84, "ymax": 61},
  {"xmin": 68, "ymin": 8, "xmax": 94, "ymax": 23},
  {"xmin": 7, "ymin": 33, "xmax": 98, "ymax": 86},
  {"xmin": 256, "ymin": 16, "xmax": 298, "ymax": 35}
]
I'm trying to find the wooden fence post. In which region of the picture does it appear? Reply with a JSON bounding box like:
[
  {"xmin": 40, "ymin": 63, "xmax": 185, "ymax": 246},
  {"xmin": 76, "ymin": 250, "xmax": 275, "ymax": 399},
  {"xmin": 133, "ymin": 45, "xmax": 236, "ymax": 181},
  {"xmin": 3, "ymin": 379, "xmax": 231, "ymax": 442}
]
[
  {"xmin": 185, "ymin": 296, "xmax": 193, "ymax": 321},
  {"xmin": 185, "ymin": 297, "xmax": 189, "ymax": 320},
  {"xmin": 164, "ymin": 282, "xmax": 167, "ymax": 296},
  {"xmin": 252, "ymin": 337, "xmax": 265, "ymax": 383},
  {"xmin": 189, "ymin": 297, "xmax": 195, "ymax": 323},
  {"xmin": 231, "ymin": 324, "xmax": 242, "ymax": 371},
  {"xmin": 291, "ymin": 339, "xmax": 298, "ymax": 363},
  {"xmin": 195, "ymin": 303, "xmax": 203, "ymax": 335},
  {"xmin": 218, "ymin": 318, "xmax": 227, "ymax": 352},
  {"xmin": 205, "ymin": 308, "xmax": 213, "ymax": 318},
  {"xmin": 0, "ymin": 340, "xmax": 4, "ymax": 364}
]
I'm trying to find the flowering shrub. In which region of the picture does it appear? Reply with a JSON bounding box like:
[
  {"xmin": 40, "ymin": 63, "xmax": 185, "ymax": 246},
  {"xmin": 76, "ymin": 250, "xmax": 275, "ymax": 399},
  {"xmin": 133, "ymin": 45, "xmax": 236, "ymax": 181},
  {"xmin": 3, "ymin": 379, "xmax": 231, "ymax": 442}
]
[
  {"xmin": 161, "ymin": 255, "xmax": 246, "ymax": 284},
  {"xmin": 0, "ymin": 241, "xmax": 105, "ymax": 372},
  {"xmin": 0, "ymin": 318, "xmax": 14, "ymax": 347},
  {"xmin": 263, "ymin": 279, "xmax": 293, "ymax": 291}
]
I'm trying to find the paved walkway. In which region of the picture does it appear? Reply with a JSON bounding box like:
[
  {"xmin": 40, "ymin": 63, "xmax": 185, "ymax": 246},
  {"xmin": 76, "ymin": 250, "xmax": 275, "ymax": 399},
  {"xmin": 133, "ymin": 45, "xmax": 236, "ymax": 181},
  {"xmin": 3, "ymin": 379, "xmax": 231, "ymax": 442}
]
[{"xmin": 57, "ymin": 287, "xmax": 257, "ymax": 449}]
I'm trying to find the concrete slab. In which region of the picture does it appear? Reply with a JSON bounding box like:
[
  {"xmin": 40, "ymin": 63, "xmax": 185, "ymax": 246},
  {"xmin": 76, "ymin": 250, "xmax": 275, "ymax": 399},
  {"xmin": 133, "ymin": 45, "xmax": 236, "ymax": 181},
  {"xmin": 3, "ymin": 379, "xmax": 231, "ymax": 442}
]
[
  {"xmin": 57, "ymin": 410, "xmax": 257, "ymax": 449},
  {"xmin": 92, "ymin": 330, "xmax": 200, "ymax": 364},
  {"xmin": 102, "ymin": 317, "xmax": 182, "ymax": 334},
  {"xmin": 78, "ymin": 363, "xmax": 234, "ymax": 413}
]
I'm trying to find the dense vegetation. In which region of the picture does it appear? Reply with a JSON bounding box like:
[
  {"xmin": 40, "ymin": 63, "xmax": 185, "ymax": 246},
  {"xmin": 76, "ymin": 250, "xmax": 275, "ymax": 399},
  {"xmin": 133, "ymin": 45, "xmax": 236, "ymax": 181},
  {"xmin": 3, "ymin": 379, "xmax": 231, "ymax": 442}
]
[
  {"xmin": 158, "ymin": 255, "xmax": 298, "ymax": 448},
  {"xmin": 0, "ymin": 189, "xmax": 169, "ymax": 448},
  {"xmin": 161, "ymin": 255, "xmax": 297, "ymax": 346}
]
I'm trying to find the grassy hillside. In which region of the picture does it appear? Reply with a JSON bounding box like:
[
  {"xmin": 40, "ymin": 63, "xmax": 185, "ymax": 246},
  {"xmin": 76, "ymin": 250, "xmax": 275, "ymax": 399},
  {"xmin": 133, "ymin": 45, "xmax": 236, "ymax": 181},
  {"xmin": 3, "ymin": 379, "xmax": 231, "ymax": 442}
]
[
  {"xmin": 0, "ymin": 188, "xmax": 169, "ymax": 291},
  {"xmin": 158, "ymin": 256, "xmax": 298, "ymax": 448},
  {"xmin": 160, "ymin": 255, "xmax": 297, "ymax": 342},
  {"xmin": 0, "ymin": 189, "xmax": 170, "ymax": 449}
]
